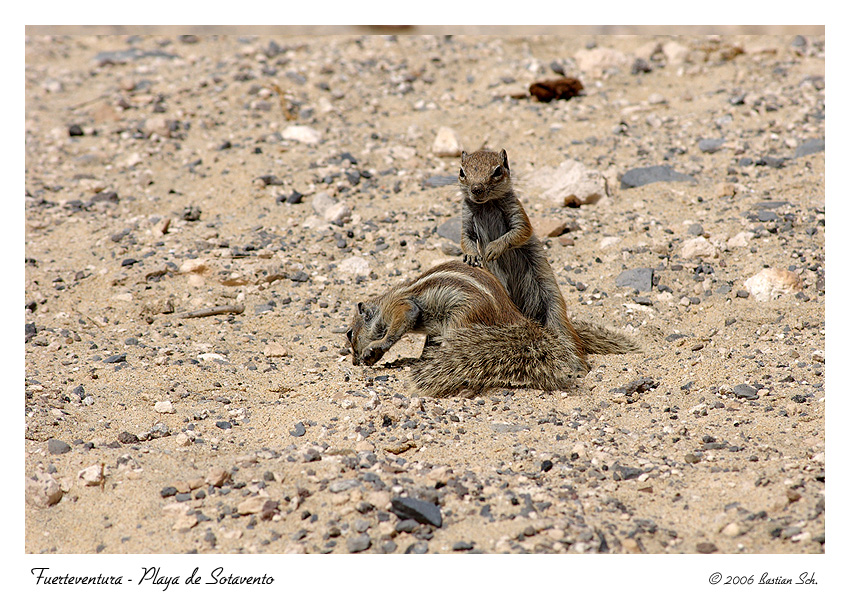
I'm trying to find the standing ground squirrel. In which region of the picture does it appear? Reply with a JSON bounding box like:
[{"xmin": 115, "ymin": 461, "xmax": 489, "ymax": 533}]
[
  {"xmin": 459, "ymin": 148, "xmax": 640, "ymax": 369},
  {"xmin": 347, "ymin": 261, "xmax": 581, "ymax": 397}
]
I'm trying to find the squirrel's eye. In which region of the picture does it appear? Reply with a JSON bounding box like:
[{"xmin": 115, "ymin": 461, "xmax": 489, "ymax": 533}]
[
  {"xmin": 491, "ymin": 165, "xmax": 503, "ymax": 179},
  {"xmin": 458, "ymin": 168, "xmax": 466, "ymax": 179}
]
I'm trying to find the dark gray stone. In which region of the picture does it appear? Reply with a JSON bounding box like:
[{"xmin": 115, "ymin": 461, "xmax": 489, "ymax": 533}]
[
  {"xmin": 733, "ymin": 384, "xmax": 758, "ymax": 399},
  {"xmin": 698, "ymin": 138, "xmax": 725, "ymax": 153},
  {"xmin": 620, "ymin": 166, "xmax": 695, "ymax": 189},
  {"xmin": 615, "ymin": 268, "xmax": 654, "ymax": 292},
  {"xmin": 290, "ymin": 422, "xmax": 306, "ymax": 437},
  {"xmin": 391, "ymin": 496, "xmax": 442, "ymax": 527},
  {"xmin": 93, "ymin": 48, "xmax": 177, "ymax": 66},
  {"xmin": 611, "ymin": 463, "xmax": 644, "ymax": 481},
  {"xmin": 346, "ymin": 533, "xmax": 371, "ymax": 553},
  {"xmin": 436, "ymin": 216, "xmax": 462, "ymax": 244},
  {"xmin": 795, "ymin": 138, "xmax": 825, "ymax": 158},
  {"xmin": 47, "ymin": 439, "xmax": 71, "ymax": 455},
  {"xmin": 423, "ymin": 174, "xmax": 457, "ymax": 188}
]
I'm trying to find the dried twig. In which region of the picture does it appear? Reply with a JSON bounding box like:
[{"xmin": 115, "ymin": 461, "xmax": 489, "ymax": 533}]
[{"xmin": 178, "ymin": 304, "xmax": 244, "ymax": 319}]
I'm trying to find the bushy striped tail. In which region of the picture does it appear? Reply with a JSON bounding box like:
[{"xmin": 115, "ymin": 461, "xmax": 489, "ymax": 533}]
[
  {"xmin": 408, "ymin": 323, "xmax": 583, "ymax": 398},
  {"xmin": 571, "ymin": 320, "xmax": 642, "ymax": 355}
]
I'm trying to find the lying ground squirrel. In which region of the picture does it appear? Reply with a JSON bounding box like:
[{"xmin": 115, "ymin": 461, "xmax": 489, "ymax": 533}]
[
  {"xmin": 459, "ymin": 148, "xmax": 640, "ymax": 368},
  {"xmin": 346, "ymin": 261, "xmax": 581, "ymax": 397}
]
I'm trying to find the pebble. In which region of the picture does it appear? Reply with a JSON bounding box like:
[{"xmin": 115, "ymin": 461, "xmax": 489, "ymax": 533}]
[
  {"xmin": 205, "ymin": 467, "xmax": 230, "ymax": 487},
  {"xmin": 744, "ymin": 268, "xmax": 803, "ymax": 301},
  {"xmin": 154, "ymin": 400, "xmax": 175, "ymax": 414},
  {"xmin": 733, "ymin": 384, "xmax": 758, "ymax": 399},
  {"xmin": 727, "ymin": 231, "xmax": 755, "ymax": 248},
  {"xmin": 620, "ymin": 165, "xmax": 695, "ymax": 189},
  {"xmin": 26, "ymin": 470, "xmax": 64, "ymax": 507},
  {"xmin": 535, "ymin": 159, "xmax": 608, "ymax": 206},
  {"xmin": 282, "ymin": 125, "xmax": 322, "ymax": 145},
  {"xmin": 263, "ymin": 342, "xmax": 289, "ymax": 358},
  {"xmin": 698, "ymin": 138, "xmax": 725, "ymax": 153},
  {"xmin": 680, "ymin": 237, "xmax": 717, "ymax": 259},
  {"xmin": 615, "ymin": 268, "xmax": 654, "ymax": 292},
  {"xmin": 390, "ymin": 496, "xmax": 442, "ymax": 527},
  {"xmin": 47, "ymin": 439, "xmax": 71, "ymax": 455},
  {"xmin": 436, "ymin": 217, "xmax": 462, "ymax": 244},
  {"xmin": 431, "ymin": 126, "xmax": 463, "ymax": 157},
  {"xmin": 795, "ymin": 138, "xmax": 824, "ymax": 158},
  {"xmin": 290, "ymin": 422, "xmax": 306, "ymax": 437},
  {"xmin": 78, "ymin": 464, "xmax": 105, "ymax": 486},
  {"xmin": 347, "ymin": 533, "xmax": 371, "ymax": 553},
  {"xmin": 338, "ymin": 256, "xmax": 371, "ymax": 277}
]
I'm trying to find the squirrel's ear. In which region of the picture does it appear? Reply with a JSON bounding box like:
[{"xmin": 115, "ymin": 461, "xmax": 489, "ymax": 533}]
[
  {"xmin": 461, "ymin": 150, "xmax": 468, "ymax": 162},
  {"xmin": 499, "ymin": 148, "xmax": 510, "ymax": 172}
]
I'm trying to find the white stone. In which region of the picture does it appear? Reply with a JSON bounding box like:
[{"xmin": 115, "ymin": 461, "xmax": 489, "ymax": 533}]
[
  {"xmin": 727, "ymin": 231, "xmax": 755, "ymax": 248},
  {"xmin": 338, "ymin": 256, "xmax": 371, "ymax": 277},
  {"xmin": 662, "ymin": 41, "xmax": 691, "ymax": 65},
  {"xmin": 311, "ymin": 192, "xmax": 337, "ymax": 216},
  {"xmin": 574, "ymin": 47, "xmax": 631, "ymax": 78},
  {"xmin": 78, "ymin": 464, "xmax": 105, "ymax": 486},
  {"xmin": 263, "ymin": 341, "xmax": 289, "ymax": 357},
  {"xmin": 25, "ymin": 471, "xmax": 63, "ymax": 507},
  {"xmin": 680, "ymin": 237, "xmax": 717, "ymax": 259},
  {"xmin": 197, "ymin": 352, "xmax": 229, "ymax": 362},
  {"xmin": 600, "ymin": 236, "xmax": 621, "ymax": 249},
  {"xmin": 282, "ymin": 125, "xmax": 322, "ymax": 145},
  {"xmin": 744, "ymin": 268, "xmax": 803, "ymax": 302},
  {"xmin": 179, "ymin": 258, "xmax": 208, "ymax": 274},
  {"xmin": 535, "ymin": 159, "xmax": 608, "ymax": 206},
  {"xmin": 154, "ymin": 400, "xmax": 175, "ymax": 414},
  {"xmin": 324, "ymin": 202, "xmax": 352, "ymax": 224},
  {"xmin": 431, "ymin": 126, "xmax": 463, "ymax": 157}
]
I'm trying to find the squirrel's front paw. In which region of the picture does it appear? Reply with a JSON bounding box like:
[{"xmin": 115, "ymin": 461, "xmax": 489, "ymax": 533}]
[
  {"xmin": 482, "ymin": 243, "xmax": 502, "ymax": 263},
  {"xmin": 463, "ymin": 254, "xmax": 482, "ymax": 268}
]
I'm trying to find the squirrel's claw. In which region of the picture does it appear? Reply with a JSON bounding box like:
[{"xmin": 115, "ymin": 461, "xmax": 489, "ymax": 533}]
[{"xmin": 463, "ymin": 254, "xmax": 482, "ymax": 268}]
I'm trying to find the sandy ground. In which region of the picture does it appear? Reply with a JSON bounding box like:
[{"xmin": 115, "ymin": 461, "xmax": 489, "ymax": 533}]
[{"xmin": 24, "ymin": 30, "xmax": 826, "ymax": 572}]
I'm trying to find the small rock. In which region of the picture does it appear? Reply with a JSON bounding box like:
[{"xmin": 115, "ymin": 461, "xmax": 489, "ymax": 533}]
[
  {"xmin": 311, "ymin": 192, "xmax": 337, "ymax": 216},
  {"xmin": 338, "ymin": 256, "xmax": 371, "ymax": 278},
  {"xmin": 733, "ymin": 384, "xmax": 758, "ymax": 399},
  {"xmin": 238, "ymin": 495, "xmax": 271, "ymax": 515},
  {"xmin": 620, "ymin": 165, "xmax": 695, "ymax": 189},
  {"xmin": 78, "ymin": 464, "xmax": 105, "ymax": 486},
  {"xmin": 390, "ymin": 496, "xmax": 442, "ymax": 527},
  {"xmin": 431, "ymin": 126, "xmax": 463, "ymax": 157},
  {"xmin": 282, "ymin": 125, "xmax": 322, "ymax": 145},
  {"xmin": 574, "ymin": 47, "xmax": 631, "ymax": 77},
  {"xmin": 263, "ymin": 341, "xmax": 289, "ymax": 358},
  {"xmin": 118, "ymin": 431, "xmax": 139, "ymax": 444},
  {"xmin": 436, "ymin": 217, "xmax": 462, "ymax": 244},
  {"xmin": 535, "ymin": 159, "xmax": 608, "ymax": 206},
  {"xmin": 26, "ymin": 470, "xmax": 64, "ymax": 507},
  {"xmin": 615, "ymin": 268, "xmax": 654, "ymax": 292},
  {"xmin": 290, "ymin": 422, "xmax": 306, "ymax": 437},
  {"xmin": 698, "ymin": 138, "xmax": 725, "ymax": 153},
  {"xmin": 324, "ymin": 202, "xmax": 352, "ymax": 224},
  {"xmin": 154, "ymin": 400, "xmax": 175, "ymax": 414},
  {"xmin": 531, "ymin": 217, "xmax": 569, "ymax": 238},
  {"xmin": 347, "ymin": 533, "xmax": 371, "ymax": 553},
  {"xmin": 680, "ymin": 237, "xmax": 717, "ymax": 259},
  {"xmin": 47, "ymin": 439, "xmax": 72, "ymax": 455},
  {"xmin": 721, "ymin": 522, "xmax": 742, "ymax": 537},
  {"xmin": 795, "ymin": 138, "xmax": 824, "ymax": 158},
  {"xmin": 727, "ymin": 231, "xmax": 755, "ymax": 248},
  {"xmin": 744, "ymin": 268, "xmax": 803, "ymax": 301},
  {"xmin": 696, "ymin": 541, "xmax": 718, "ymax": 553},
  {"xmin": 205, "ymin": 467, "xmax": 230, "ymax": 487}
]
